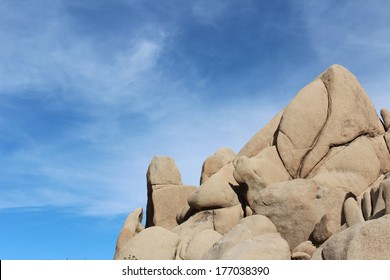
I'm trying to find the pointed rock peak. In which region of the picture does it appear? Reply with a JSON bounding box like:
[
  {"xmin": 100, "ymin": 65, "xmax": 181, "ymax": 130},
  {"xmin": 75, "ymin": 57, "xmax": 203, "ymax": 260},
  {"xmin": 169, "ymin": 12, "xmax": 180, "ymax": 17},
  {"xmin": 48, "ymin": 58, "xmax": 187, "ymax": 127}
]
[{"xmin": 276, "ymin": 64, "xmax": 384, "ymax": 179}]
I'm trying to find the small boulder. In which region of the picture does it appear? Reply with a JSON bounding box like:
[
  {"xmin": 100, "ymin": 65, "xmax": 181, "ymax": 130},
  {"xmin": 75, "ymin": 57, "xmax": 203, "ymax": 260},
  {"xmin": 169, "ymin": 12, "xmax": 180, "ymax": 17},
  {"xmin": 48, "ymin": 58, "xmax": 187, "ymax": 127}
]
[
  {"xmin": 113, "ymin": 208, "xmax": 144, "ymax": 260},
  {"xmin": 203, "ymin": 215, "xmax": 277, "ymax": 259},
  {"xmin": 311, "ymin": 214, "xmax": 339, "ymax": 245},
  {"xmin": 188, "ymin": 162, "xmax": 240, "ymax": 210},
  {"xmin": 116, "ymin": 226, "xmax": 180, "ymax": 260},
  {"xmin": 200, "ymin": 147, "xmax": 236, "ymax": 184},
  {"xmin": 344, "ymin": 197, "xmax": 364, "ymax": 227},
  {"xmin": 322, "ymin": 215, "xmax": 390, "ymax": 259},
  {"xmin": 219, "ymin": 233, "xmax": 291, "ymax": 260},
  {"xmin": 292, "ymin": 241, "xmax": 316, "ymax": 258},
  {"xmin": 184, "ymin": 230, "xmax": 223, "ymax": 260},
  {"xmin": 146, "ymin": 156, "xmax": 182, "ymax": 186}
]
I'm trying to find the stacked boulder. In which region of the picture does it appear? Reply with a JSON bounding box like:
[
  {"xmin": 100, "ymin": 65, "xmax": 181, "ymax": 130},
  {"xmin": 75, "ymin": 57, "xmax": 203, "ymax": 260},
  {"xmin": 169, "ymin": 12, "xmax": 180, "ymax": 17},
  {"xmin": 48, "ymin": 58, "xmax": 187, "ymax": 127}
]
[{"xmin": 114, "ymin": 65, "xmax": 390, "ymax": 260}]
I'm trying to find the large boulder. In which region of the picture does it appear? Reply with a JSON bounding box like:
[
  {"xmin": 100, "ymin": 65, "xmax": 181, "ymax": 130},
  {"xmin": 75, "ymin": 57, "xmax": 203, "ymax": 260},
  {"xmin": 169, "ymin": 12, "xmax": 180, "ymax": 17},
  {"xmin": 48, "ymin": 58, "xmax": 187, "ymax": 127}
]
[
  {"xmin": 308, "ymin": 136, "xmax": 382, "ymax": 195},
  {"xmin": 276, "ymin": 65, "xmax": 384, "ymax": 179},
  {"xmin": 149, "ymin": 184, "xmax": 197, "ymax": 229},
  {"xmin": 250, "ymin": 179, "xmax": 346, "ymax": 249},
  {"xmin": 203, "ymin": 215, "xmax": 277, "ymax": 259},
  {"xmin": 146, "ymin": 156, "xmax": 195, "ymax": 228},
  {"xmin": 233, "ymin": 146, "xmax": 291, "ymax": 203},
  {"xmin": 115, "ymin": 226, "xmax": 180, "ymax": 260},
  {"xmin": 113, "ymin": 208, "xmax": 144, "ymax": 260},
  {"xmin": 218, "ymin": 233, "xmax": 291, "ymax": 260},
  {"xmin": 322, "ymin": 214, "xmax": 390, "ymax": 259},
  {"xmin": 188, "ymin": 162, "xmax": 240, "ymax": 210},
  {"xmin": 200, "ymin": 147, "xmax": 236, "ymax": 184},
  {"xmin": 173, "ymin": 204, "xmax": 243, "ymax": 238},
  {"xmin": 177, "ymin": 229, "xmax": 223, "ymax": 260}
]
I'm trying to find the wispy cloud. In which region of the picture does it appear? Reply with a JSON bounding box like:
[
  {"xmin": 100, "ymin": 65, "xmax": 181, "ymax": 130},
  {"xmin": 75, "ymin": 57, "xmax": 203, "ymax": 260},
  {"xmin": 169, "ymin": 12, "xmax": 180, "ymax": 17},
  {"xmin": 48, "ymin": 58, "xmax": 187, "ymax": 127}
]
[{"xmin": 0, "ymin": 0, "xmax": 389, "ymax": 218}]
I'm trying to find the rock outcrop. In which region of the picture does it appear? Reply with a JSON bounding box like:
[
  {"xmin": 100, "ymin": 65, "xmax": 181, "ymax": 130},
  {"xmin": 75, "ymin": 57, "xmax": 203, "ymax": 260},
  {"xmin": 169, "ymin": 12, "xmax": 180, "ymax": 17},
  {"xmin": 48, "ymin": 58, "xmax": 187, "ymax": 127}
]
[{"xmin": 114, "ymin": 65, "xmax": 390, "ymax": 260}]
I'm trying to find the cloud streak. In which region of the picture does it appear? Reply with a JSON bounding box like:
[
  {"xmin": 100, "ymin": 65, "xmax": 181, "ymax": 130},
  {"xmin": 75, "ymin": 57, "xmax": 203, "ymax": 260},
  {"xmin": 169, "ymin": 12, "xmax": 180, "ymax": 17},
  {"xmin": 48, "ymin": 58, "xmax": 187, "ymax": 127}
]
[{"xmin": 0, "ymin": 0, "xmax": 389, "ymax": 219}]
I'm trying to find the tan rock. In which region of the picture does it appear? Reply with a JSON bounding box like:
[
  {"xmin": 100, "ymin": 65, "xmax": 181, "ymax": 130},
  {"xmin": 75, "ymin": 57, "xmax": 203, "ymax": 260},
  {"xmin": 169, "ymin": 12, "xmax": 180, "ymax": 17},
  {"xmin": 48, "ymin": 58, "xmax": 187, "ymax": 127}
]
[
  {"xmin": 311, "ymin": 214, "xmax": 339, "ymax": 245},
  {"xmin": 371, "ymin": 185, "xmax": 386, "ymax": 218},
  {"xmin": 369, "ymin": 135, "xmax": 390, "ymax": 174},
  {"xmin": 146, "ymin": 156, "xmax": 183, "ymax": 227},
  {"xmin": 362, "ymin": 191, "xmax": 372, "ymax": 220},
  {"xmin": 188, "ymin": 162, "xmax": 240, "ymax": 210},
  {"xmin": 310, "ymin": 247, "xmax": 324, "ymax": 260},
  {"xmin": 219, "ymin": 233, "xmax": 291, "ymax": 260},
  {"xmin": 235, "ymin": 110, "xmax": 284, "ymax": 159},
  {"xmin": 344, "ymin": 197, "xmax": 364, "ymax": 227},
  {"xmin": 116, "ymin": 226, "xmax": 180, "ymax": 260},
  {"xmin": 276, "ymin": 78, "xmax": 329, "ymax": 178},
  {"xmin": 200, "ymin": 147, "xmax": 236, "ymax": 184},
  {"xmin": 292, "ymin": 252, "xmax": 311, "ymax": 260},
  {"xmin": 173, "ymin": 204, "xmax": 243, "ymax": 238},
  {"xmin": 322, "ymin": 215, "xmax": 390, "ymax": 259},
  {"xmin": 184, "ymin": 230, "xmax": 223, "ymax": 260},
  {"xmin": 173, "ymin": 210, "xmax": 214, "ymax": 239},
  {"xmin": 146, "ymin": 156, "xmax": 182, "ymax": 186},
  {"xmin": 149, "ymin": 185, "xmax": 197, "ymax": 229},
  {"xmin": 176, "ymin": 203, "xmax": 196, "ymax": 225},
  {"xmin": 381, "ymin": 179, "xmax": 390, "ymax": 215},
  {"xmin": 292, "ymin": 241, "xmax": 316, "ymax": 257},
  {"xmin": 233, "ymin": 146, "xmax": 291, "ymax": 203},
  {"xmin": 381, "ymin": 108, "xmax": 390, "ymax": 131},
  {"xmin": 385, "ymin": 132, "xmax": 390, "ymax": 152},
  {"xmin": 245, "ymin": 205, "xmax": 253, "ymax": 216},
  {"xmin": 203, "ymin": 215, "xmax": 277, "ymax": 259},
  {"xmin": 250, "ymin": 179, "xmax": 345, "ymax": 249},
  {"xmin": 113, "ymin": 208, "xmax": 144, "ymax": 260},
  {"xmin": 277, "ymin": 65, "xmax": 384, "ymax": 179},
  {"xmin": 309, "ymin": 136, "xmax": 381, "ymax": 196}
]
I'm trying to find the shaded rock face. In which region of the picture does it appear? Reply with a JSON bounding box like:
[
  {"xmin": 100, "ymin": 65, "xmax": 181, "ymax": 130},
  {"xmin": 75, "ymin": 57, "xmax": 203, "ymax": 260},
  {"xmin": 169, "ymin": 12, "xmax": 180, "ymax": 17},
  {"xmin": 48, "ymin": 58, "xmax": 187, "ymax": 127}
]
[{"xmin": 114, "ymin": 64, "xmax": 390, "ymax": 260}]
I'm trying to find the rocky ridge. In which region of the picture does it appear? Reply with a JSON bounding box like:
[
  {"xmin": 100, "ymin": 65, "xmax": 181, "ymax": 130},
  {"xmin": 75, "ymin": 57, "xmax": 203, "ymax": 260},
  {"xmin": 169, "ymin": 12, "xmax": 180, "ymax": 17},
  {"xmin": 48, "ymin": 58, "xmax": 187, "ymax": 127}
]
[{"xmin": 114, "ymin": 65, "xmax": 390, "ymax": 260}]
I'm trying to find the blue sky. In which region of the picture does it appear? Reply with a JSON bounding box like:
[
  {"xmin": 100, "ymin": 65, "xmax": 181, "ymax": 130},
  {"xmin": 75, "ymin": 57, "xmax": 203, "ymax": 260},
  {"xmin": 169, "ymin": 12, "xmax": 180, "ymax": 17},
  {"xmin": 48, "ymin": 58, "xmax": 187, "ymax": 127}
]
[{"xmin": 0, "ymin": 0, "xmax": 389, "ymax": 260}]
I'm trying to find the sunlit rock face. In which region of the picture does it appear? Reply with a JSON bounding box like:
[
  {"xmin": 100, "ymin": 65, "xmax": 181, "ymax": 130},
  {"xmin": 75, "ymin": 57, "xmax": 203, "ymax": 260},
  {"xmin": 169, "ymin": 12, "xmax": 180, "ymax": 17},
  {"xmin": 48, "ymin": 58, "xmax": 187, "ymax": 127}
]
[{"xmin": 114, "ymin": 65, "xmax": 390, "ymax": 260}]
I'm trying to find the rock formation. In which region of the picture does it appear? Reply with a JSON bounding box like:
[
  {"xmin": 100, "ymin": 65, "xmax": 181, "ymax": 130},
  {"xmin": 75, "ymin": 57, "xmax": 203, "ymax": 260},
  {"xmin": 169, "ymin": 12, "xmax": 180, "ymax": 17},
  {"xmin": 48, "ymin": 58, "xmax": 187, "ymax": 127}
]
[{"xmin": 114, "ymin": 64, "xmax": 390, "ymax": 260}]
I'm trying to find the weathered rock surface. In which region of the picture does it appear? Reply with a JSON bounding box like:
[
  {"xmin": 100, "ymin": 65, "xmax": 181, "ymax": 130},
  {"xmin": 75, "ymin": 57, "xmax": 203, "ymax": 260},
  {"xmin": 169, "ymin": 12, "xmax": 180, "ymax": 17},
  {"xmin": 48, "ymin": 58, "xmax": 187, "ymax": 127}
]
[
  {"xmin": 200, "ymin": 147, "xmax": 236, "ymax": 184},
  {"xmin": 203, "ymin": 215, "xmax": 277, "ymax": 259},
  {"xmin": 116, "ymin": 226, "xmax": 180, "ymax": 260},
  {"xmin": 173, "ymin": 204, "xmax": 243, "ymax": 238},
  {"xmin": 311, "ymin": 214, "xmax": 339, "ymax": 245},
  {"xmin": 114, "ymin": 64, "xmax": 390, "ymax": 260},
  {"xmin": 188, "ymin": 162, "xmax": 240, "ymax": 210},
  {"xmin": 114, "ymin": 208, "xmax": 144, "ymax": 260},
  {"xmin": 150, "ymin": 185, "xmax": 197, "ymax": 229},
  {"xmin": 277, "ymin": 65, "xmax": 384, "ymax": 179},
  {"xmin": 147, "ymin": 156, "xmax": 182, "ymax": 186},
  {"xmin": 218, "ymin": 233, "xmax": 291, "ymax": 260},
  {"xmin": 178, "ymin": 229, "xmax": 223, "ymax": 260},
  {"xmin": 322, "ymin": 215, "xmax": 390, "ymax": 259},
  {"xmin": 233, "ymin": 146, "xmax": 291, "ymax": 195},
  {"xmin": 250, "ymin": 179, "xmax": 346, "ymax": 249}
]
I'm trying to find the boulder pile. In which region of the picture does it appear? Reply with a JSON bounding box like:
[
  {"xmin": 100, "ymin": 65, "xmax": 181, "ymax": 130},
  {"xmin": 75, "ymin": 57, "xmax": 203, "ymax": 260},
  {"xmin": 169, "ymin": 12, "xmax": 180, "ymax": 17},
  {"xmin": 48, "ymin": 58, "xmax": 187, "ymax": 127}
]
[{"xmin": 114, "ymin": 65, "xmax": 390, "ymax": 260}]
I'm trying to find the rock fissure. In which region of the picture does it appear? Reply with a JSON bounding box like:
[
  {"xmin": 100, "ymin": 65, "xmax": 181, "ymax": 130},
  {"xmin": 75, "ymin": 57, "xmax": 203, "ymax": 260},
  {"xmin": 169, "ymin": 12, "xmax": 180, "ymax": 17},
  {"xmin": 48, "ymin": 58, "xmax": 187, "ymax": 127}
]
[{"xmin": 297, "ymin": 80, "xmax": 332, "ymax": 179}]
